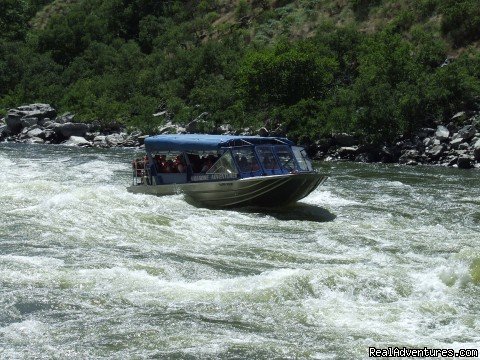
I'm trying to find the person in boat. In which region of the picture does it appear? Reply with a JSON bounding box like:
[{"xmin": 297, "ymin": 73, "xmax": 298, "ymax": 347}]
[
  {"xmin": 201, "ymin": 158, "xmax": 213, "ymax": 173},
  {"xmin": 175, "ymin": 155, "xmax": 185, "ymax": 173}
]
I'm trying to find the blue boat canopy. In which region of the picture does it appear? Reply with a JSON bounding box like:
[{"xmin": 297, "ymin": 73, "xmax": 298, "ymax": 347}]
[{"xmin": 144, "ymin": 134, "xmax": 293, "ymax": 153}]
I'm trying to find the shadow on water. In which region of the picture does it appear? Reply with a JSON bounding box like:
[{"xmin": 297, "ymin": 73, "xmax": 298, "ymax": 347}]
[
  {"xmin": 185, "ymin": 197, "xmax": 336, "ymax": 222},
  {"xmin": 238, "ymin": 203, "xmax": 336, "ymax": 223}
]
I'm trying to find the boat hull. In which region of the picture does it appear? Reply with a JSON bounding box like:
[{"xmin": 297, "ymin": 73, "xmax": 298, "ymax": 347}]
[{"xmin": 127, "ymin": 173, "xmax": 326, "ymax": 207}]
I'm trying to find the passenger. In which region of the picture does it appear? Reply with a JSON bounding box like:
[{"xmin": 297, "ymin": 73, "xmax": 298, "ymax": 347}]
[
  {"xmin": 164, "ymin": 160, "xmax": 175, "ymax": 173},
  {"xmin": 201, "ymin": 159, "xmax": 213, "ymax": 173},
  {"xmin": 238, "ymin": 156, "xmax": 249, "ymax": 172},
  {"xmin": 175, "ymin": 155, "xmax": 185, "ymax": 173},
  {"xmin": 263, "ymin": 156, "xmax": 275, "ymax": 169}
]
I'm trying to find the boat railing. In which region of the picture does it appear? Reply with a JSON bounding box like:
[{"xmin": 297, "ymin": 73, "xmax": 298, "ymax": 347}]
[{"xmin": 131, "ymin": 159, "xmax": 151, "ymax": 185}]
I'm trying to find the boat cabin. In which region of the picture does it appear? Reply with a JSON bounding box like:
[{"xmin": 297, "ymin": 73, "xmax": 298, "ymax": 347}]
[{"xmin": 131, "ymin": 134, "xmax": 314, "ymax": 186}]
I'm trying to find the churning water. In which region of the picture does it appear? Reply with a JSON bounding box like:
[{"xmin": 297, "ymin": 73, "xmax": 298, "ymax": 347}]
[{"xmin": 0, "ymin": 143, "xmax": 479, "ymax": 359}]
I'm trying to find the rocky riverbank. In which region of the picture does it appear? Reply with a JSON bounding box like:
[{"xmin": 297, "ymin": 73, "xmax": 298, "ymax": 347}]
[
  {"xmin": 309, "ymin": 111, "xmax": 480, "ymax": 169},
  {"xmin": 1, "ymin": 104, "xmax": 479, "ymax": 169}
]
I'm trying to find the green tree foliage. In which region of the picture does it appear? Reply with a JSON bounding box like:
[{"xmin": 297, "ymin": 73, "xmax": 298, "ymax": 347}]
[
  {"xmin": 0, "ymin": 0, "xmax": 479, "ymax": 143},
  {"xmin": 440, "ymin": 0, "xmax": 480, "ymax": 47}
]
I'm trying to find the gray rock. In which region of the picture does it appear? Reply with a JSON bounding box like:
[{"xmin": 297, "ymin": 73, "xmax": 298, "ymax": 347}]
[
  {"xmin": 15, "ymin": 104, "xmax": 56, "ymax": 120},
  {"xmin": 44, "ymin": 130, "xmax": 56, "ymax": 141},
  {"xmin": 473, "ymin": 139, "xmax": 480, "ymax": 161},
  {"xmin": 54, "ymin": 122, "xmax": 89, "ymax": 138},
  {"xmin": 426, "ymin": 144, "xmax": 445, "ymax": 159},
  {"xmin": 399, "ymin": 149, "xmax": 420, "ymax": 164},
  {"xmin": 5, "ymin": 112, "xmax": 23, "ymax": 134},
  {"xmin": 453, "ymin": 125, "xmax": 476, "ymax": 141},
  {"xmin": 106, "ymin": 133, "xmax": 125, "ymax": 147},
  {"xmin": 458, "ymin": 142, "xmax": 470, "ymax": 150},
  {"xmin": 0, "ymin": 124, "xmax": 8, "ymax": 136},
  {"xmin": 450, "ymin": 138, "xmax": 463, "ymax": 149},
  {"xmin": 423, "ymin": 137, "xmax": 433, "ymax": 147},
  {"xmin": 333, "ymin": 133, "xmax": 357, "ymax": 147},
  {"xmin": 451, "ymin": 111, "xmax": 468, "ymax": 123},
  {"xmin": 338, "ymin": 146, "xmax": 359, "ymax": 160},
  {"xmin": 457, "ymin": 156, "xmax": 474, "ymax": 169},
  {"xmin": 435, "ymin": 125, "xmax": 450, "ymax": 141},
  {"xmin": 21, "ymin": 117, "xmax": 38, "ymax": 128},
  {"xmin": 55, "ymin": 113, "xmax": 75, "ymax": 124},
  {"xmin": 93, "ymin": 135, "xmax": 108, "ymax": 147},
  {"xmin": 416, "ymin": 128, "xmax": 435, "ymax": 138},
  {"xmin": 26, "ymin": 137, "xmax": 45, "ymax": 144},
  {"xmin": 27, "ymin": 128, "xmax": 45, "ymax": 139},
  {"xmin": 63, "ymin": 136, "xmax": 92, "ymax": 147}
]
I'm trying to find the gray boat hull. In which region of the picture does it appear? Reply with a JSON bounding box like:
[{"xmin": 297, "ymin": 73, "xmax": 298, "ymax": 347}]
[{"xmin": 127, "ymin": 173, "xmax": 326, "ymax": 207}]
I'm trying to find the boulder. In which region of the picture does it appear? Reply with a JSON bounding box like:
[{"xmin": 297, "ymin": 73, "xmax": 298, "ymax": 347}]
[
  {"xmin": 332, "ymin": 133, "xmax": 357, "ymax": 147},
  {"xmin": 54, "ymin": 122, "xmax": 89, "ymax": 138},
  {"xmin": 399, "ymin": 149, "xmax": 420, "ymax": 164},
  {"xmin": 63, "ymin": 136, "xmax": 92, "ymax": 147},
  {"xmin": 5, "ymin": 112, "xmax": 23, "ymax": 134},
  {"xmin": 338, "ymin": 146, "xmax": 359, "ymax": 160},
  {"xmin": 426, "ymin": 144, "xmax": 445, "ymax": 160},
  {"xmin": 106, "ymin": 133, "xmax": 125, "ymax": 147},
  {"xmin": 21, "ymin": 117, "xmax": 38, "ymax": 128},
  {"xmin": 55, "ymin": 113, "xmax": 75, "ymax": 124},
  {"xmin": 27, "ymin": 128, "xmax": 45, "ymax": 139},
  {"xmin": 416, "ymin": 128, "xmax": 435, "ymax": 138},
  {"xmin": 450, "ymin": 138, "xmax": 463, "ymax": 149},
  {"xmin": 435, "ymin": 125, "xmax": 450, "ymax": 141},
  {"xmin": 453, "ymin": 125, "xmax": 476, "ymax": 141},
  {"xmin": 451, "ymin": 111, "xmax": 468, "ymax": 123},
  {"xmin": 26, "ymin": 137, "xmax": 45, "ymax": 144},
  {"xmin": 457, "ymin": 156, "xmax": 474, "ymax": 169},
  {"xmin": 0, "ymin": 124, "xmax": 9, "ymax": 136},
  {"xmin": 93, "ymin": 135, "xmax": 108, "ymax": 147},
  {"xmin": 423, "ymin": 137, "xmax": 433, "ymax": 147},
  {"xmin": 473, "ymin": 139, "xmax": 480, "ymax": 161},
  {"xmin": 44, "ymin": 130, "xmax": 56, "ymax": 142},
  {"xmin": 15, "ymin": 104, "xmax": 56, "ymax": 120}
]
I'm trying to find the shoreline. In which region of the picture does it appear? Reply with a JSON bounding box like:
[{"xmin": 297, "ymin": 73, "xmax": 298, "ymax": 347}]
[{"xmin": 1, "ymin": 104, "xmax": 479, "ymax": 170}]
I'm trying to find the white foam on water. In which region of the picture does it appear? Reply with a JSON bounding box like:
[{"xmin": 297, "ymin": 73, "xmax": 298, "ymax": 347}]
[{"xmin": 2, "ymin": 146, "xmax": 480, "ymax": 358}]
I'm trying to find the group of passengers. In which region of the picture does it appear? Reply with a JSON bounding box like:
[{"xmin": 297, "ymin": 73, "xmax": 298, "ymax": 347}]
[
  {"xmin": 153, "ymin": 154, "xmax": 186, "ymax": 173},
  {"xmin": 187, "ymin": 154, "xmax": 219, "ymax": 173}
]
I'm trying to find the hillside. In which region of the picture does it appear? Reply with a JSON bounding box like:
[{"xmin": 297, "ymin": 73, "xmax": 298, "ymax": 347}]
[{"xmin": 1, "ymin": 0, "xmax": 480, "ymax": 142}]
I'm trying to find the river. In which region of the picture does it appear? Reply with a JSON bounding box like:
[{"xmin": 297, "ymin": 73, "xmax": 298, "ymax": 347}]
[{"xmin": 1, "ymin": 143, "xmax": 479, "ymax": 359}]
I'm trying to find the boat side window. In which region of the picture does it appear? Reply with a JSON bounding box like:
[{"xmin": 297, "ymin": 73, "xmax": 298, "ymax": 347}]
[
  {"xmin": 292, "ymin": 146, "xmax": 313, "ymax": 171},
  {"xmin": 274, "ymin": 145, "xmax": 296, "ymax": 171},
  {"xmin": 232, "ymin": 147, "xmax": 260, "ymax": 172},
  {"xmin": 153, "ymin": 153, "xmax": 186, "ymax": 173},
  {"xmin": 256, "ymin": 146, "xmax": 280, "ymax": 170},
  {"xmin": 206, "ymin": 151, "xmax": 238, "ymax": 176}
]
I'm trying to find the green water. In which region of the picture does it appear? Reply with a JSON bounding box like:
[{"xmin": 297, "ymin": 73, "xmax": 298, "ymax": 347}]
[{"xmin": 0, "ymin": 143, "xmax": 479, "ymax": 359}]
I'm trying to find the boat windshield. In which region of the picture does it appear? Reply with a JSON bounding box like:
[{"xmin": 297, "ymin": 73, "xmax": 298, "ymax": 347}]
[
  {"xmin": 274, "ymin": 145, "xmax": 296, "ymax": 171},
  {"xmin": 292, "ymin": 146, "xmax": 313, "ymax": 171},
  {"xmin": 256, "ymin": 146, "xmax": 280, "ymax": 170},
  {"xmin": 206, "ymin": 150, "xmax": 238, "ymax": 177},
  {"xmin": 231, "ymin": 147, "xmax": 261, "ymax": 173}
]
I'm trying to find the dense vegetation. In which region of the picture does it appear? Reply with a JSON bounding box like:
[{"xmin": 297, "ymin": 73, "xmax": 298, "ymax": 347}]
[{"xmin": 1, "ymin": 0, "xmax": 480, "ymax": 143}]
